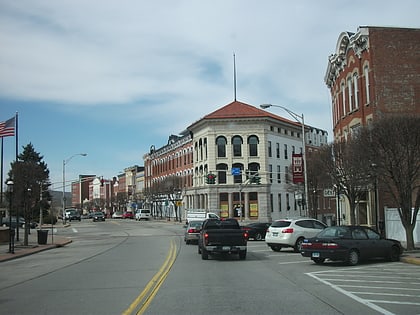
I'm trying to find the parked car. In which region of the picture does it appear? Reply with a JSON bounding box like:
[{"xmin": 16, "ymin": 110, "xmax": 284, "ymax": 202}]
[
  {"xmin": 92, "ymin": 211, "xmax": 105, "ymax": 222},
  {"xmin": 122, "ymin": 211, "xmax": 134, "ymax": 219},
  {"xmin": 265, "ymin": 218, "xmax": 327, "ymax": 252},
  {"xmin": 301, "ymin": 225, "xmax": 403, "ymax": 266},
  {"xmin": 2, "ymin": 216, "xmax": 25, "ymax": 228},
  {"xmin": 184, "ymin": 220, "xmax": 203, "ymax": 244},
  {"xmin": 241, "ymin": 222, "xmax": 271, "ymax": 241},
  {"xmin": 135, "ymin": 209, "xmax": 151, "ymax": 221},
  {"xmin": 65, "ymin": 209, "xmax": 81, "ymax": 221},
  {"xmin": 112, "ymin": 212, "xmax": 123, "ymax": 219}
]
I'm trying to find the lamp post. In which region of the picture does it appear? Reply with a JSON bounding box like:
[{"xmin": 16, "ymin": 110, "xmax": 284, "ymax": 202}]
[
  {"xmin": 260, "ymin": 103, "xmax": 309, "ymax": 216},
  {"xmin": 6, "ymin": 179, "xmax": 14, "ymax": 254},
  {"xmin": 62, "ymin": 153, "xmax": 87, "ymax": 224}
]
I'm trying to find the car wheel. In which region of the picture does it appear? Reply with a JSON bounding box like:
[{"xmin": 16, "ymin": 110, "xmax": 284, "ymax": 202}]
[
  {"xmin": 312, "ymin": 258, "xmax": 325, "ymax": 264},
  {"xmin": 201, "ymin": 249, "xmax": 209, "ymax": 260},
  {"xmin": 294, "ymin": 237, "xmax": 304, "ymax": 252},
  {"xmin": 239, "ymin": 250, "xmax": 247, "ymax": 260},
  {"xmin": 255, "ymin": 233, "xmax": 263, "ymax": 241},
  {"xmin": 388, "ymin": 246, "xmax": 401, "ymax": 262},
  {"xmin": 347, "ymin": 249, "xmax": 359, "ymax": 266},
  {"xmin": 270, "ymin": 245, "xmax": 282, "ymax": 252}
]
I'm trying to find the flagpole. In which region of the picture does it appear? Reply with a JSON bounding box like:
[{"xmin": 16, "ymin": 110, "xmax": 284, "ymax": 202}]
[
  {"xmin": 15, "ymin": 112, "xmax": 18, "ymax": 160},
  {"xmin": 15, "ymin": 112, "xmax": 19, "ymax": 241},
  {"xmin": 0, "ymin": 137, "xmax": 3, "ymax": 205}
]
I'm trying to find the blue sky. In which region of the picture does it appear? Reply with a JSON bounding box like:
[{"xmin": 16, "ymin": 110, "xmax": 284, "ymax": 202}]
[{"xmin": 1, "ymin": 0, "xmax": 419, "ymax": 188}]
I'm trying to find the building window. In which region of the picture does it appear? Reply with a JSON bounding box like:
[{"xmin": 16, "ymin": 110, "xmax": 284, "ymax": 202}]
[
  {"xmin": 217, "ymin": 163, "xmax": 228, "ymax": 184},
  {"xmin": 277, "ymin": 165, "xmax": 281, "ymax": 183},
  {"xmin": 284, "ymin": 144, "xmax": 288, "ymax": 159},
  {"xmin": 232, "ymin": 136, "xmax": 243, "ymax": 157},
  {"xmin": 269, "ymin": 164, "xmax": 273, "ymax": 183},
  {"xmin": 232, "ymin": 163, "xmax": 243, "ymax": 183},
  {"xmin": 353, "ymin": 73, "xmax": 359, "ymax": 109},
  {"xmin": 276, "ymin": 143, "xmax": 280, "ymax": 158},
  {"xmin": 347, "ymin": 77, "xmax": 353, "ymax": 111},
  {"xmin": 285, "ymin": 166, "xmax": 290, "ymax": 183},
  {"xmin": 286, "ymin": 193, "xmax": 290, "ymax": 211},
  {"xmin": 341, "ymin": 82, "xmax": 346, "ymax": 116},
  {"xmin": 278, "ymin": 193, "xmax": 282, "ymax": 212},
  {"xmin": 364, "ymin": 65, "xmax": 370, "ymax": 104},
  {"xmin": 268, "ymin": 141, "xmax": 272, "ymax": 157},
  {"xmin": 216, "ymin": 136, "xmax": 227, "ymax": 158},
  {"xmin": 248, "ymin": 135, "xmax": 259, "ymax": 157},
  {"xmin": 270, "ymin": 194, "xmax": 273, "ymax": 213}
]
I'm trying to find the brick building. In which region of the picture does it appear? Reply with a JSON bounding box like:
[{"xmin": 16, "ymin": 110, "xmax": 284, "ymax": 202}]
[{"xmin": 324, "ymin": 26, "xmax": 420, "ymax": 227}]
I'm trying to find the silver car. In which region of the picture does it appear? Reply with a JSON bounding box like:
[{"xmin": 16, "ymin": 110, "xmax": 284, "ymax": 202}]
[{"xmin": 184, "ymin": 220, "xmax": 203, "ymax": 244}]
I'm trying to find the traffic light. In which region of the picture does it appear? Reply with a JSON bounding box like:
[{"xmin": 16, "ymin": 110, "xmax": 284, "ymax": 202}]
[{"xmin": 206, "ymin": 173, "xmax": 216, "ymax": 184}]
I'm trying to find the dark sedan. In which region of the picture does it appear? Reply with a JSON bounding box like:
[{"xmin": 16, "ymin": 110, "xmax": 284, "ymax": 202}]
[
  {"xmin": 92, "ymin": 212, "xmax": 105, "ymax": 222},
  {"xmin": 301, "ymin": 225, "xmax": 403, "ymax": 266},
  {"xmin": 241, "ymin": 222, "xmax": 271, "ymax": 241}
]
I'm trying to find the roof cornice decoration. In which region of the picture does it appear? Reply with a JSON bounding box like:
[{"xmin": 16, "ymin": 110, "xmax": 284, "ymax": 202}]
[{"xmin": 324, "ymin": 27, "xmax": 369, "ymax": 88}]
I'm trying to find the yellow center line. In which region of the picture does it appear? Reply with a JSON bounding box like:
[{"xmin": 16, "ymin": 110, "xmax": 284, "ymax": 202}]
[{"xmin": 122, "ymin": 239, "xmax": 177, "ymax": 315}]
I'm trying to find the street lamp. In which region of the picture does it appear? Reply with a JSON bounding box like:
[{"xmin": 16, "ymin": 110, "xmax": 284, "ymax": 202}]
[
  {"xmin": 260, "ymin": 103, "xmax": 309, "ymax": 216},
  {"xmin": 62, "ymin": 153, "xmax": 87, "ymax": 224},
  {"xmin": 6, "ymin": 179, "xmax": 14, "ymax": 254}
]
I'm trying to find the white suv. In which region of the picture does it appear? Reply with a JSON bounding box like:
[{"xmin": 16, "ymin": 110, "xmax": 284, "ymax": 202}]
[{"xmin": 265, "ymin": 218, "xmax": 327, "ymax": 252}]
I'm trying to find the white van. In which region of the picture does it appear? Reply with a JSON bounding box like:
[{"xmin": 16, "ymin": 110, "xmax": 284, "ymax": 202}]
[
  {"xmin": 185, "ymin": 210, "xmax": 219, "ymax": 224},
  {"xmin": 135, "ymin": 209, "xmax": 151, "ymax": 221}
]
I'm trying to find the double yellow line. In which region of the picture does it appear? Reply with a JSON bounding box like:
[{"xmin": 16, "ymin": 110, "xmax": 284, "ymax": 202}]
[{"xmin": 122, "ymin": 239, "xmax": 178, "ymax": 315}]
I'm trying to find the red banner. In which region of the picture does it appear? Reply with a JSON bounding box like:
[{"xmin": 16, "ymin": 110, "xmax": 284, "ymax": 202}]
[{"xmin": 292, "ymin": 153, "xmax": 304, "ymax": 183}]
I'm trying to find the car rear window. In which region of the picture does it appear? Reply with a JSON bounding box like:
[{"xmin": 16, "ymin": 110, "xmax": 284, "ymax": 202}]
[{"xmin": 271, "ymin": 221, "xmax": 291, "ymax": 228}]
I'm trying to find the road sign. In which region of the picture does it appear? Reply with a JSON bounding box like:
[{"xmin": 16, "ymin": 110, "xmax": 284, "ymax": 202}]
[
  {"xmin": 231, "ymin": 168, "xmax": 241, "ymax": 175},
  {"xmin": 323, "ymin": 188, "xmax": 335, "ymax": 197}
]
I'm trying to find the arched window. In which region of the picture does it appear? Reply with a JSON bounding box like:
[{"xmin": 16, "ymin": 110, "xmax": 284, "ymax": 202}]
[
  {"xmin": 216, "ymin": 163, "xmax": 228, "ymax": 184},
  {"xmin": 248, "ymin": 135, "xmax": 258, "ymax": 156},
  {"xmin": 232, "ymin": 136, "xmax": 243, "ymax": 157},
  {"xmin": 216, "ymin": 136, "xmax": 227, "ymax": 157},
  {"xmin": 232, "ymin": 163, "xmax": 244, "ymax": 183}
]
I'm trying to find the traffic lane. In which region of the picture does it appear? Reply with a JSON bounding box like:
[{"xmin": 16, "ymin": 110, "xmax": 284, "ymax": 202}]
[{"xmin": 142, "ymin": 242, "xmax": 379, "ymax": 315}]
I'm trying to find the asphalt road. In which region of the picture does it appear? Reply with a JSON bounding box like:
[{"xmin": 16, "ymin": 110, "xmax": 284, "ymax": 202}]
[{"xmin": 0, "ymin": 220, "xmax": 419, "ymax": 315}]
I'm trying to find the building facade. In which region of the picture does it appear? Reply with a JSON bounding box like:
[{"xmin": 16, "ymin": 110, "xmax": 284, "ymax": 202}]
[
  {"xmin": 144, "ymin": 100, "xmax": 329, "ymax": 223},
  {"xmin": 324, "ymin": 26, "xmax": 420, "ymax": 227}
]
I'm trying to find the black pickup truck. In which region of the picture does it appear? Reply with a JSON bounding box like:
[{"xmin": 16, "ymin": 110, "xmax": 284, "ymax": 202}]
[{"xmin": 198, "ymin": 218, "xmax": 248, "ymax": 260}]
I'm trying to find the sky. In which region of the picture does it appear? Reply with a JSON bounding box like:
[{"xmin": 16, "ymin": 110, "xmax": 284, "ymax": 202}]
[{"xmin": 1, "ymin": 0, "xmax": 419, "ymax": 189}]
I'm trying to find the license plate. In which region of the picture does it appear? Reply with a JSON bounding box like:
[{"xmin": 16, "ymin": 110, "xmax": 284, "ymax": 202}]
[
  {"xmin": 222, "ymin": 246, "xmax": 231, "ymax": 251},
  {"xmin": 272, "ymin": 232, "xmax": 278, "ymax": 237},
  {"xmin": 312, "ymin": 252, "xmax": 320, "ymax": 258}
]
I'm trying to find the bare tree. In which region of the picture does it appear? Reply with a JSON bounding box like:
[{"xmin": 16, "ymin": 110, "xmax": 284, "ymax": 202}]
[
  {"xmin": 320, "ymin": 140, "xmax": 372, "ymax": 225},
  {"xmin": 359, "ymin": 115, "xmax": 420, "ymax": 250}
]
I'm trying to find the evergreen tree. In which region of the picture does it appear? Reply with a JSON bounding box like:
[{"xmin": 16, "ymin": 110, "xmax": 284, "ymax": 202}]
[{"xmin": 8, "ymin": 143, "xmax": 51, "ymax": 246}]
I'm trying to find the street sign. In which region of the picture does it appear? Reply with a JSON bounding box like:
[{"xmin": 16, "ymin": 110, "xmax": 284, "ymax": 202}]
[
  {"xmin": 323, "ymin": 188, "xmax": 335, "ymax": 197},
  {"xmin": 231, "ymin": 168, "xmax": 241, "ymax": 175}
]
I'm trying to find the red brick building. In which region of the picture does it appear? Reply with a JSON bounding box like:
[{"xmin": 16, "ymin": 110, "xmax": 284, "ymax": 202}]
[
  {"xmin": 324, "ymin": 26, "xmax": 420, "ymax": 228},
  {"xmin": 325, "ymin": 26, "xmax": 420, "ymax": 141}
]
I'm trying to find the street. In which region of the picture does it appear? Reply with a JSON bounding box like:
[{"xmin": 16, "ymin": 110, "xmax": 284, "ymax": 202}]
[{"xmin": 0, "ymin": 220, "xmax": 419, "ymax": 315}]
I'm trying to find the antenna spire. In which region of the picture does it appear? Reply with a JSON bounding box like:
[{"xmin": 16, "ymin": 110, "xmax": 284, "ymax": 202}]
[{"xmin": 233, "ymin": 52, "xmax": 237, "ymax": 101}]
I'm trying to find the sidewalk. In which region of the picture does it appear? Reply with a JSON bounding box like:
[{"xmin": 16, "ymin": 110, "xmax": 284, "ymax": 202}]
[
  {"xmin": 0, "ymin": 226, "xmax": 72, "ymax": 263},
  {"xmin": 0, "ymin": 225, "xmax": 419, "ymax": 265}
]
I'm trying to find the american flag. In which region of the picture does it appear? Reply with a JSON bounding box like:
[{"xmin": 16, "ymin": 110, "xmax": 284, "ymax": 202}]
[{"xmin": 0, "ymin": 117, "xmax": 15, "ymax": 138}]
